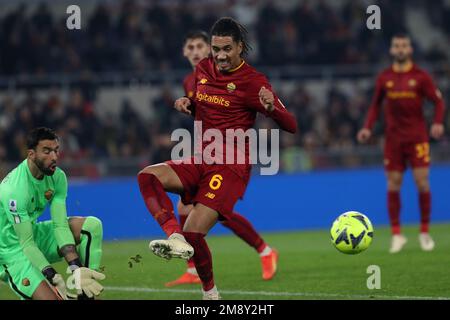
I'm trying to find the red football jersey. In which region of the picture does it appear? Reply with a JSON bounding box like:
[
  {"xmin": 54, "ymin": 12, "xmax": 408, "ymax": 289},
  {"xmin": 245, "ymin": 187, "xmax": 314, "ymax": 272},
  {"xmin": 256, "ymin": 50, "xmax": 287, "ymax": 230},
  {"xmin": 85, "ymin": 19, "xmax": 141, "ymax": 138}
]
[
  {"xmin": 189, "ymin": 57, "xmax": 297, "ymax": 180},
  {"xmin": 363, "ymin": 63, "xmax": 445, "ymax": 142}
]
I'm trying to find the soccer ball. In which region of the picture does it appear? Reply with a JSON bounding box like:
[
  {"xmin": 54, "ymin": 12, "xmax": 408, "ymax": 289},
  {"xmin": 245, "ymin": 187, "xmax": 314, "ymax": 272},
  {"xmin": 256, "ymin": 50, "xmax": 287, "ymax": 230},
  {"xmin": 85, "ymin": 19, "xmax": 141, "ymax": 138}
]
[{"xmin": 330, "ymin": 211, "xmax": 374, "ymax": 254}]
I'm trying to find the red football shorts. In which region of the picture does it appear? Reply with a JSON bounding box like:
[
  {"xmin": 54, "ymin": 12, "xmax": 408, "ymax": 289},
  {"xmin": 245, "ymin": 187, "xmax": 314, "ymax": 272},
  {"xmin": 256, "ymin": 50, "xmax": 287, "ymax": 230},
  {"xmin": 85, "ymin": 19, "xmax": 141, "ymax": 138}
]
[
  {"xmin": 384, "ymin": 140, "xmax": 430, "ymax": 172},
  {"xmin": 165, "ymin": 157, "xmax": 248, "ymax": 219}
]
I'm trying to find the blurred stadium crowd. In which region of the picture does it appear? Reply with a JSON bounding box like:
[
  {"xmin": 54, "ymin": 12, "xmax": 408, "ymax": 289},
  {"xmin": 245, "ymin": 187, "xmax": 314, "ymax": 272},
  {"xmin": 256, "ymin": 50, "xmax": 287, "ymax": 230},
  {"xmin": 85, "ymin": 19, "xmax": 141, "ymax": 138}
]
[
  {"xmin": 0, "ymin": 0, "xmax": 449, "ymax": 176},
  {"xmin": 1, "ymin": 0, "xmax": 450, "ymax": 73}
]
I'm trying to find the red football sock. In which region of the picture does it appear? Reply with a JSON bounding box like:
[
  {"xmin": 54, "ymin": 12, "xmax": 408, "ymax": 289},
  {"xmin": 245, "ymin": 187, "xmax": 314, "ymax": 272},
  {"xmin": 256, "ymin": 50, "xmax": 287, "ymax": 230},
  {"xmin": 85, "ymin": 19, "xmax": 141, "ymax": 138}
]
[
  {"xmin": 183, "ymin": 232, "xmax": 214, "ymax": 291},
  {"xmin": 221, "ymin": 212, "xmax": 266, "ymax": 253},
  {"xmin": 419, "ymin": 191, "xmax": 431, "ymax": 233},
  {"xmin": 137, "ymin": 172, "xmax": 181, "ymax": 237},
  {"xmin": 179, "ymin": 214, "xmax": 195, "ymax": 269},
  {"xmin": 388, "ymin": 191, "xmax": 401, "ymax": 235}
]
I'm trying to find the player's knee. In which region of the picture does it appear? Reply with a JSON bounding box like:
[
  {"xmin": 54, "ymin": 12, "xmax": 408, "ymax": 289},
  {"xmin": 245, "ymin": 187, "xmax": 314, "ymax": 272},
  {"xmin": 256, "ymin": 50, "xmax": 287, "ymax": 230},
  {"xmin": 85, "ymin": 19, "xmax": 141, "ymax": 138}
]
[
  {"xmin": 68, "ymin": 216, "xmax": 86, "ymax": 243},
  {"xmin": 387, "ymin": 177, "xmax": 402, "ymax": 191},
  {"xmin": 387, "ymin": 182, "xmax": 401, "ymax": 191},
  {"xmin": 138, "ymin": 167, "xmax": 166, "ymax": 188},
  {"xmin": 138, "ymin": 168, "xmax": 155, "ymax": 183},
  {"xmin": 415, "ymin": 178, "xmax": 430, "ymax": 192},
  {"xmin": 83, "ymin": 216, "xmax": 103, "ymax": 240}
]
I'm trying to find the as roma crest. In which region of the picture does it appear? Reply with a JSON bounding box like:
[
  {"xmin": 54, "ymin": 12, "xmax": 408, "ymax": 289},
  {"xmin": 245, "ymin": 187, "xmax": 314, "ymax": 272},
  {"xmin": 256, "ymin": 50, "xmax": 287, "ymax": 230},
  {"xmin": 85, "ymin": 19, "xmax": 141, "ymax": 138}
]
[
  {"xmin": 44, "ymin": 189, "xmax": 54, "ymax": 200},
  {"xmin": 227, "ymin": 82, "xmax": 236, "ymax": 92}
]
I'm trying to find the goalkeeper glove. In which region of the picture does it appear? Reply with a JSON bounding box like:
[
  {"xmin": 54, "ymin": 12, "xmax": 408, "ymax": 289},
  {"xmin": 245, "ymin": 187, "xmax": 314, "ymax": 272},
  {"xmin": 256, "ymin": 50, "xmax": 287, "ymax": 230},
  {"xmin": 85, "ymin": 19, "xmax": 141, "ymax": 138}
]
[
  {"xmin": 42, "ymin": 266, "xmax": 67, "ymax": 300},
  {"xmin": 73, "ymin": 267, "xmax": 106, "ymax": 298}
]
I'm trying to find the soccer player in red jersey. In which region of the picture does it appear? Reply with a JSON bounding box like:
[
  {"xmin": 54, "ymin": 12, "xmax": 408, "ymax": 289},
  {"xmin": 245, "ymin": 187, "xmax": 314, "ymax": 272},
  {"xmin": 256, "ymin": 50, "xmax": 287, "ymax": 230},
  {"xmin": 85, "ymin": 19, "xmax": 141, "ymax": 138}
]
[
  {"xmin": 357, "ymin": 34, "xmax": 445, "ymax": 253},
  {"xmin": 165, "ymin": 31, "xmax": 279, "ymax": 288},
  {"xmin": 137, "ymin": 18, "xmax": 297, "ymax": 299}
]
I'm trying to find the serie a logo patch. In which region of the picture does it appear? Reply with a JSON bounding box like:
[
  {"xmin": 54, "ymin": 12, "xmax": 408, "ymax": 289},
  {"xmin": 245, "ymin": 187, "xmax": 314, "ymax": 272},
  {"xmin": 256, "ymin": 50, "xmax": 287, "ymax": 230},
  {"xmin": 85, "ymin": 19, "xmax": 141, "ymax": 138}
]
[{"xmin": 8, "ymin": 199, "xmax": 17, "ymax": 213}]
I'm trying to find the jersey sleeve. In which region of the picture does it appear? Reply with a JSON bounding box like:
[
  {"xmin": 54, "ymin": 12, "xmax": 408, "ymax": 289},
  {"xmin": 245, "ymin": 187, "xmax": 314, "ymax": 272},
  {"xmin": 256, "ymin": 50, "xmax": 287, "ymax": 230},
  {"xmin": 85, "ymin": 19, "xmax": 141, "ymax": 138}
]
[
  {"xmin": 420, "ymin": 72, "xmax": 445, "ymax": 124},
  {"xmin": 52, "ymin": 169, "xmax": 68, "ymax": 203},
  {"xmin": 183, "ymin": 76, "xmax": 194, "ymax": 99},
  {"xmin": 50, "ymin": 170, "xmax": 76, "ymax": 248},
  {"xmin": 1, "ymin": 184, "xmax": 31, "ymax": 225},
  {"xmin": 187, "ymin": 57, "xmax": 208, "ymax": 102},
  {"xmin": 0, "ymin": 180, "xmax": 51, "ymax": 271},
  {"xmin": 363, "ymin": 74, "xmax": 385, "ymax": 130},
  {"xmin": 182, "ymin": 77, "xmax": 189, "ymax": 97},
  {"xmin": 14, "ymin": 221, "xmax": 52, "ymax": 272},
  {"xmin": 246, "ymin": 75, "xmax": 297, "ymax": 133},
  {"xmin": 186, "ymin": 68, "xmax": 199, "ymax": 115}
]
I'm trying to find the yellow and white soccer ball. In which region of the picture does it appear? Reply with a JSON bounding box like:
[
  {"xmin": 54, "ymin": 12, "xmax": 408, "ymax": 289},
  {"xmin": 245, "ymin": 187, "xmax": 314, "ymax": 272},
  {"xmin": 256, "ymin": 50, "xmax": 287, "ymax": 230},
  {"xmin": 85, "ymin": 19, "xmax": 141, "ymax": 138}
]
[{"xmin": 330, "ymin": 211, "xmax": 374, "ymax": 254}]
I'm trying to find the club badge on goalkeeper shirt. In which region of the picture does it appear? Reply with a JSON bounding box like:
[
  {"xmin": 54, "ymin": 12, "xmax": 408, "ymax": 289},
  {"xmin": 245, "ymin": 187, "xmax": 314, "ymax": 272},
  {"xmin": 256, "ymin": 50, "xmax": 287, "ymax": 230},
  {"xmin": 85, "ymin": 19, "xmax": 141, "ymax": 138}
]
[{"xmin": 44, "ymin": 189, "xmax": 54, "ymax": 200}]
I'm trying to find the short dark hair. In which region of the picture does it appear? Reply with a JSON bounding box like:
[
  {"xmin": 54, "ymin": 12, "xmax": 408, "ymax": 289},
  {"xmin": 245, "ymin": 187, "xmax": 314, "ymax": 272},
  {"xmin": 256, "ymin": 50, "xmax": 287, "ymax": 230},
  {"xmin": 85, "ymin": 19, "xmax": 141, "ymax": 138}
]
[
  {"xmin": 27, "ymin": 127, "xmax": 58, "ymax": 149},
  {"xmin": 210, "ymin": 17, "xmax": 251, "ymax": 56},
  {"xmin": 184, "ymin": 30, "xmax": 209, "ymax": 45},
  {"xmin": 392, "ymin": 33, "xmax": 410, "ymax": 40}
]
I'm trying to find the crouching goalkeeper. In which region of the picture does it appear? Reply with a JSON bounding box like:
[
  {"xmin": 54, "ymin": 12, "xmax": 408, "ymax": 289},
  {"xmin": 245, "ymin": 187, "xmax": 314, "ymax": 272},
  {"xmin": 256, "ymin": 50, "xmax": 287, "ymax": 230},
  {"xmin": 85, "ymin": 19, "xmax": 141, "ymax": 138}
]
[{"xmin": 0, "ymin": 127, "xmax": 105, "ymax": 300}]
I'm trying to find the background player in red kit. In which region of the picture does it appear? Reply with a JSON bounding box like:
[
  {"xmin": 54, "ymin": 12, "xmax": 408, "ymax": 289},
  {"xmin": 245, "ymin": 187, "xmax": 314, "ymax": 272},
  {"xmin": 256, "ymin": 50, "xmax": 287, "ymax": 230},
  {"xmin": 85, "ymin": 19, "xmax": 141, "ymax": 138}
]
[
  {"xmin": 165, "ymin": 31, "xmax": 279, "ymax": 287},
  {"xmin": 357, "ymin": 34, "xmax": 445, "ymax": 253},
  {"xmin": 137, "ymin": 17, "xmax": 297, "ymax": 299}
]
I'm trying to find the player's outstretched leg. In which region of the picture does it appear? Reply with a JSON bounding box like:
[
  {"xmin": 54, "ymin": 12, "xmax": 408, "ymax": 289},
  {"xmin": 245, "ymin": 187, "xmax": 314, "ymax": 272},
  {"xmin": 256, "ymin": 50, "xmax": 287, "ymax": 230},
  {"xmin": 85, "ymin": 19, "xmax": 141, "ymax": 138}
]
[
  {"xmin": 165, "ymin": 199, "xmax": 201, "ymax": 287},
  {"xmin": 138, "ymin": 164, "xmax": 193, "ymax": 260},
  {"xmin": 183, "ymin": 203, "xmax": 220, "ymax": 300},
  {"xmin": 413, "ymin": 167, "xmax": 435, "ymax": 251},
  {"xmin": 220, "ymin": 211, "xmax": 278, "ymax": 280},
  {"xmin": 387, "ymin": 171, "xmax": 407, "ymax": 253}
]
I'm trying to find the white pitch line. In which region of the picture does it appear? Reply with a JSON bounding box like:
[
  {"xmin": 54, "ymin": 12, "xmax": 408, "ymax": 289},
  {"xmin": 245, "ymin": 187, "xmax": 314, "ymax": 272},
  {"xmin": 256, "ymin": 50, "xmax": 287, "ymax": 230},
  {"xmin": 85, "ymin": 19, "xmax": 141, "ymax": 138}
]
[{"xmin": 105, "ymin": 286, "xmax": 450, "ymax": 300}]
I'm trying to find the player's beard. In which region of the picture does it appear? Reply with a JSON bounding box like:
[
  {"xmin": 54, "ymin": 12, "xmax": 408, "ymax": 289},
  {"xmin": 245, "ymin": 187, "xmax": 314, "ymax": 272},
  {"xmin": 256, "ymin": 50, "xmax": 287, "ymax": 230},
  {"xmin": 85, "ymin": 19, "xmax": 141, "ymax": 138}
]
[
  {"xmin": 34, "ymin": 158, "xmax": 57, "ymax": 176},
  {"xmin": 394, "ymin": 53, "xmax": 410, "ymax": 64},
  {"xmin": 216, "ymin": 59, "xmax": 232, "ymax": 71}
]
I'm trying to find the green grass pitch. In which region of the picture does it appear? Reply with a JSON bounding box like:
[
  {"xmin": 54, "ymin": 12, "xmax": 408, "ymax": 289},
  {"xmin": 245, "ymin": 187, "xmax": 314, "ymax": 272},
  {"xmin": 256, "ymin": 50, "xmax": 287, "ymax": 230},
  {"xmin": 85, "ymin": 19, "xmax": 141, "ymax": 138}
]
[{"xmin": 1, "ymin": 223, "xmax": 449, "ymax": 300}]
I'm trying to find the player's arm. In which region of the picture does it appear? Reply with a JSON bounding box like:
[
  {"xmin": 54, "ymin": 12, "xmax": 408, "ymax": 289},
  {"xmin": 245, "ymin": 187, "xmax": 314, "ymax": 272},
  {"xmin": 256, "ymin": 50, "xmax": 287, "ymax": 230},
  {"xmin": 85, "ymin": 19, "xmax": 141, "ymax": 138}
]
[
  {"xmin": 4, "ymin": 193, "xmax": 51, "ymax": 271},
  {"xmin": 2, "ymin": 192, "xmax": 67, "ymax": 298},
  {"xmin": 247, "ymin": 76, "xmax": 297, "ymax": 133},
  {"xmin": 421, "ymin": 72, "xmax": 446, "ymax": 139},
  {"xmin": 50, "ymin": 170, "xmax": 80, "ymax": 268},
  {"xmin": 357, "ymin": 74, "xmax": 385, "ymax": 143},
  {"xmin": 13, "ymin": 221, "xmax": 53, "ymax": 274},
  {"xmin": 14, "ymin": 221, "xmax": 67, "ymax": 298},
  {"xmin": 51, "ymin": 170, "xmax": 105, "ymax": 298},
  {"xmin": 182, "ymin": 76, "xmax": 196, "ymax": 117},
  {"xmin": 176, "ymin": 68, "xmax": 200, "ymax": 116}
]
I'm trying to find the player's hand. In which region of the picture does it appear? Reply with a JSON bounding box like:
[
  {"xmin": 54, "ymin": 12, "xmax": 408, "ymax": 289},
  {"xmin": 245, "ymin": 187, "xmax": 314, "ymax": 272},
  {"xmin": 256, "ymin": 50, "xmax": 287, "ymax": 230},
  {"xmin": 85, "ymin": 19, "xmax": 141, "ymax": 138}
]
[
  {"xmin": 357, "ymin": 128, "xmax": 372, "ymax": 143},
  {"xmin": 73, "ymin": 267, "xmax": 106, "ymax": 298},
  {"xmin": 259, "ymin": 87, "xmax": 275, "ymax": 112},
  {"xmin": 430, "ymin": 123, "xmax": 444, "ymax": 140},
  {"xmin": 50, "ymin": 273, "xmax": 68, "ymax": 300},
  {"xmin": 174, "ymin": 97, "xmax": 192, "ymax": 115}
]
